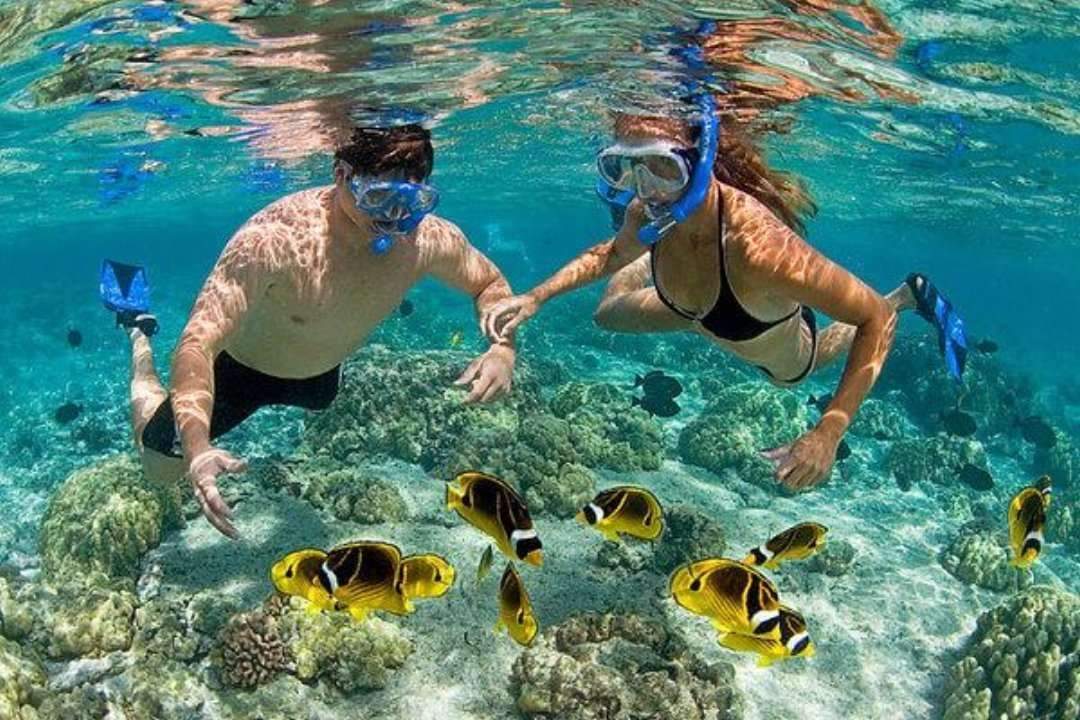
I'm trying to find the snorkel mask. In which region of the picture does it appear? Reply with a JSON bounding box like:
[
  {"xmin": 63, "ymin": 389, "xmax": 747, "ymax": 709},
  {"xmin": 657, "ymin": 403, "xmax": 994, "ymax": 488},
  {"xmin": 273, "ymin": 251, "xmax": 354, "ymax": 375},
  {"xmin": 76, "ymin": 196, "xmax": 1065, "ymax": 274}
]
[
  {"xmin": 595, "ymin": 93, "xmax": 718, "ymax": 244},
  {"xmin": 345, "ymin": 166, "xmax": 440, "ymax": 255}
]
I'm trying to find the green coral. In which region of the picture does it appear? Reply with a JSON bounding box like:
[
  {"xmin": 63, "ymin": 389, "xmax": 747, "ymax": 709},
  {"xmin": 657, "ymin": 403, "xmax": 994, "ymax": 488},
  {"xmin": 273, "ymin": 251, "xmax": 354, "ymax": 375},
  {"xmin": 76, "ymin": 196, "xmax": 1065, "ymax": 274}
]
[
  {"xmin": 303, "ymin": 466, "xmax": 409, "ymax": 524},
  {"xmin": 47, "ymin": 583, "xmax": 137, "ymax": 660},
  {"xmin": 885, "ymin": 436, "xmax": 987, "ymax": 491},
  {"xmin": 39, "ymin": 454, "xmax": 181, "ymax": 588},
  {"xmin": 678, "ymin": 382, "xmax": 810, "ymax": 490},
  {"xmin": 281, "ymin": 602, "xmax": 412, "ymax": 695},
  {"xmin": 549, "ymin": 382, "xmax": 663, "ymax": 472},
  {"xmin": 0, "ymin": 637, "xmax": 45, "ymax": 719},
  {"xmin": 512, "ymin": 612, "xmax": 743, "ymax": 720},
  {"xmin": 940, "ymin": 524, "xmax": 1032, "ymax": 593},
  {"xmin": 849, "ymin": 398, "xmax": 915, "ymax": 440},
  {"xmin": 941, "ymin": 586, "xmax": 1080, "ymax": 720},
  {"xmin": 652, "ymin": 505, "xmax": 727, "ymax": 575}
]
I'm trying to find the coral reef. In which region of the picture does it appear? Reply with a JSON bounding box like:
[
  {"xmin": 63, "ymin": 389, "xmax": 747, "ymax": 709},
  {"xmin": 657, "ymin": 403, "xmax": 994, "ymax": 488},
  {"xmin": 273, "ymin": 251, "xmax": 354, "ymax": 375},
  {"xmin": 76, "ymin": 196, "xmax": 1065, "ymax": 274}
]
[
  {"xmin": 512, "ymin": 612, "xmax": 743, "ymax": 720},
  {"xmin": 548, "ymin": 382, "xmax": 664, "ymax": 472},
  {"xmin": 806, "ymin": 538, "xmax": 857, "ymax": 577},
  {"xmin": 303, "ymin": 465, "xmax": 409, "ymax": 524},
  {"xmin": 941, "ymin": 586, "xmax": 1080, "ymax": 720},
  {"xmin": 38, "ymin": 455, "xmax": 181, "ymax": 588},
  {"xmin": 885, "ymin": 436, "xmax": 987, "ymax": 491},
  {"xmin": 940, "ymin": 523, "xmax": 1032, "ymax": 593},
  {"xmin": 678, "ymin": 383, "xmax": 810, "ymax": 491},
  {"xmin": 46, "ymin": 584, "xmax": 137, "ymax": 659},
  {"xmin": 849, "ymin": 397, "xmax": 917, "ymax": 440},
  {"xmin": 0, "ymin": 576, "xmax": 34, "ymax": 642},
  {"xmin": 651, "ymin": 505, "xmax": 728, "ymax": 575},
  {"xmin": 282, "ymin": 603, "xmax": 412, "ymax": 695},
  {"xmin": 0, "ymin": 637, "xmax": 45, "ymax": 719},
  {"xmin": 216, "ymin": 608, "xmax": 292, "ymax": 690}
]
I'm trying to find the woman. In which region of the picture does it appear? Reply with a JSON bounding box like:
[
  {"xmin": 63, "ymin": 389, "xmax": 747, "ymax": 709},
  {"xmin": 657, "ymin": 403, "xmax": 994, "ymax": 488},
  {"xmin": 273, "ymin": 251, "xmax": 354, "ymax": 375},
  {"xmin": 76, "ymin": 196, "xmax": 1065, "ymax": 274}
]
[{"xmin": 484, "ymin": 98, "xmax": 965, "ymax": 490}]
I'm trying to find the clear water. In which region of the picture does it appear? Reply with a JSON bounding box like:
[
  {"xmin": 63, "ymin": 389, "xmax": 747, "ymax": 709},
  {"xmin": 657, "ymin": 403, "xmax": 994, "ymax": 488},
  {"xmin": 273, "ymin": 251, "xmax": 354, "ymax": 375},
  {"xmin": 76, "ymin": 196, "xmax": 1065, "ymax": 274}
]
[{"xmin": 0, "ymin": 1, "xmax": 1078, "ymax": 719}]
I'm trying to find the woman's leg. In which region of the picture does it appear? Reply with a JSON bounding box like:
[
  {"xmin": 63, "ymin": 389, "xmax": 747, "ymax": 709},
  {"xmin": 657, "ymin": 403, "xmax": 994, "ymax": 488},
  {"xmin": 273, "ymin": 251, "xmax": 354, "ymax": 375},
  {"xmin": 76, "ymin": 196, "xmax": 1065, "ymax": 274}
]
[
  {"xmin": 813, "ymin": 281, "xmax": 915, "ymax": 372},
  {"xmin": 593, "ymin": 255, "xmax": 694, "ymax": 334}
]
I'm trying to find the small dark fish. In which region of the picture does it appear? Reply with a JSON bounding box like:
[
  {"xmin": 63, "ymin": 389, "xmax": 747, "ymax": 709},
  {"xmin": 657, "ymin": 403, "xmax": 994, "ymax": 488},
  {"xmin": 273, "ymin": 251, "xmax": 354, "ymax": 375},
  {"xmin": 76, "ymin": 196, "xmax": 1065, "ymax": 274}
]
[
  {"xmin": 399, "ymin": 299, "xmax": 414, "ymax": 317},
  {"xmin": 896, "ymin": 474, "xmax": 912, "ymax": 492},
  {"xmin": 941, "ymin": 408, "xmax": 977, "ymax": 438},
  {"xmin": 872, "ymin": 431, "xmax": 890, "ymax": 441},
  {"xmin": 54, "ymin": 402, "xmax": 82, "ymax": 424},
  {"xmin": 632, "ymin": 395, "xmax": 680, "ymax": 418},
  {"xmin": 836, "ymin": 439, "xmax": 852, "ymax": 461},
  {"xmin": 974, "ymin": 339, "xmax": 998, "ymax": 354},
  {"xmin": 957, "ymin": 463, "xmax": 994, "ymax": 491},
  {"xmin": 806, "ymin": 393, "xmax": 832, "ymax": 414},
  {"xmin": 634, "ymin": 370, "xmax": 682, "ymax": 400},
  {"xmin": 1017, "ymin": 416, "xmax": 1057, "ymax": 449},
  {"xmin": 67, "ymin": 329, "xmax": 83, "ymax": 347}
]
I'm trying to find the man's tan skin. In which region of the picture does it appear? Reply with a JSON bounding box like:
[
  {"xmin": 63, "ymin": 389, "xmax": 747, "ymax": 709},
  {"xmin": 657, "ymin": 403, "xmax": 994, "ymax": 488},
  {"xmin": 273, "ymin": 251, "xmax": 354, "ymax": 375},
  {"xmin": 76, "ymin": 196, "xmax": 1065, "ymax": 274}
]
[
  {"xmin": 127, "ymin": 148, "xmax": 516, "ymax": 538},
  {"xmin": 485, "ymin": 115, "xmax": 912, "ymax": 491}
]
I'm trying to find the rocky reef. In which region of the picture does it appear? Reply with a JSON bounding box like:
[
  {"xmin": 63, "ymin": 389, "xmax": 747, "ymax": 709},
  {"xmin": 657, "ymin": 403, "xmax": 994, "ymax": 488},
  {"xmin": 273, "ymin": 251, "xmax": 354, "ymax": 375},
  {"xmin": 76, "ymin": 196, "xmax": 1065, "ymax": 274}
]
[
  {"xmin": 885, "ymin": 435, "xmax": 987, "ymax": 491},
  {"xmin": 678, "ymin": 382, "xmax": 810, "ymax": 491},
  {"xmin": 939, "ymin": 523, "xmax": 1032, "ymax": 593},
  {"xmin": 941, "ymin": 586, "xmax": 1080, "ymax": 720},
  {"xmin": 512, "ymin": 612, "xmax": 743, "ymax": 720}
]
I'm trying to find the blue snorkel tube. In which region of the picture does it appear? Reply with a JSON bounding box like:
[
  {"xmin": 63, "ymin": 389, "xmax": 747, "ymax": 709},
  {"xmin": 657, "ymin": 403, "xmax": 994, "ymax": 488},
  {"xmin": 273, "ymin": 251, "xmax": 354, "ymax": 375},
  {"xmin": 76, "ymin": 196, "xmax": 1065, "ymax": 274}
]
[{"xmin": 637, "ymin": 92, "xmax": 719, "ymax": 245}]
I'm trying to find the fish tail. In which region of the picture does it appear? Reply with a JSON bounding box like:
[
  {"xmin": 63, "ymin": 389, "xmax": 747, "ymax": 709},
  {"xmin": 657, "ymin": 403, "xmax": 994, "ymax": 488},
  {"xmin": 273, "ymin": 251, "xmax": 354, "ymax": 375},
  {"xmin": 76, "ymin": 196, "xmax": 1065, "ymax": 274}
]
[
  {"xmin": 634, "ymin": 374, "xmax": 643, "ymax": 387},
  {"xmin": 631, "ymin": 396, "xmax": 641, "ymax": 407}
]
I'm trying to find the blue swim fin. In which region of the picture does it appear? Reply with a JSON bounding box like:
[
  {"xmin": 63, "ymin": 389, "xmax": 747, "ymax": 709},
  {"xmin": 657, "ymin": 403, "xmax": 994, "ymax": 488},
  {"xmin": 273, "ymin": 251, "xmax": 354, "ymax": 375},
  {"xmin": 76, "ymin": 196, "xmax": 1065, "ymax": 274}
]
[
  {"xmin": 100, "ymin": 259, "xmax": 158, "ymax": 336},
  {"xmin": 906, "ymin": 273, "xmax": 967, "ymax": 381}
]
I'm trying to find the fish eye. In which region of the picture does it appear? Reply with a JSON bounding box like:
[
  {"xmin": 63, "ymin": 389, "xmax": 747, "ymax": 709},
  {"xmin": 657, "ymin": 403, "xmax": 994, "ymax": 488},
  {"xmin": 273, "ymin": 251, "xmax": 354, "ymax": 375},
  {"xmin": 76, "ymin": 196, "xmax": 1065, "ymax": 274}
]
[
  {"xmin": 434, "ymin": 570, "xmax": 442, "ymax": 582},
  {"xmin": 689, "ymin": 577, "xmax": 702, "ymax": 592},
  {"xmin": 517, "ymin": 609, "xmax": 526, "ymax": 626},
  {"xmin": 285, "ymin": 566, "xmax": 294, "ymax": 578}
]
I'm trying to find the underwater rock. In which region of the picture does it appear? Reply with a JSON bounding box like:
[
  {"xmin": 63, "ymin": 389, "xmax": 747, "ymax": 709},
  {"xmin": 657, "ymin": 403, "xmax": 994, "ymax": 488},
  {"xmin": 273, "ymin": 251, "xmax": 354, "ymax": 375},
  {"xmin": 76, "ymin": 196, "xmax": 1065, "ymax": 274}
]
[
  {"xmin": 302, "ymin": 465, "xmax": 409, "ymax": 524},
  {"xmin": 47, "ymin": 584, "xmax": 137, "ymax": 660},
  {"xmin": 0, "ymin": 576, "xmax": 34, "ymax": 642},
  {"xmin": 281, "ymin": 599, "xmax": 412, "ymax": 695},
  {"xmin": 941, "ymin": 586, "xmax": 1080, "ymax": 720},
  {"xmin": 805, "ymin": 537, "xmax": 857, "ymax": 577},
  {"xmin": 594, "ymin": 540, "xmax": 653, "ymax": 575},
  {"xmin": 303, "ymin": 346, "xmax": 545, "ymax": 470},
  {"xmin": 651, "ymin": 505, "xmax": 728, "ymax": 575},
  {"xmin": 512, "ymin": 612, "xmax": 743, "ymax": 720},
  {"xmin": 1033, "ymin": 432, "xmax": 1075, "ymax": 489},
  {"xmin": 0, "ymin": 637, "xmax": 46, "ymax": 719},
  {"xmin": 940, "ymin": 523, "xmax": 1032, "ymax": 593},
  {"xmin": 848, "ymin": 397, "xmax": 916, "ymax": 440},
  {"xmin": 39, "ymin": 455, "xmax": 182, "ymax": 588},
  {"xmin": 34, "ymin": 686, "xmax": 109, "ymax": 719},
  {"xmin": 678, "ymin": 382, "xmax": 810, "ymax": 492},
  {"xmin": 885, "ymin": 435, "xmax": 987, "ymax": 491},
  {"xmin": 215, "ymin": 608, "xmax": 292, "ymax": 690}
]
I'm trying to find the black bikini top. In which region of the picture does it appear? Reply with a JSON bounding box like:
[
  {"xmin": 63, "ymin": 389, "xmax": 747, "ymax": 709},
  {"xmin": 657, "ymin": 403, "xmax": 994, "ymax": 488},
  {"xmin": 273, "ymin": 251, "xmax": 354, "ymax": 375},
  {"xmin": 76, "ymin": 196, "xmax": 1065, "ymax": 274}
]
[{"xmin": 650, "ymin": 189, "xmax": 801, "ymax": 342}]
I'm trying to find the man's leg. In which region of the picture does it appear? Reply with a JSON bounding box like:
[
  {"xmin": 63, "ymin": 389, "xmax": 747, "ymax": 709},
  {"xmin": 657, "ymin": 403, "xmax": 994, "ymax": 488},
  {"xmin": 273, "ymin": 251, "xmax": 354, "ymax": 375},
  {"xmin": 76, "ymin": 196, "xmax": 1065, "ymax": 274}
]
[
  {"xmin": 127, "ymin": 328, "xmax": 186, "ymax": 485},
  {"xmin": 593, "ymin": 255, "xmax": 694, "ymax": 334},
  {"xmin": 812, "ymin": 282, "xmax": 915, "ymax": 371}
]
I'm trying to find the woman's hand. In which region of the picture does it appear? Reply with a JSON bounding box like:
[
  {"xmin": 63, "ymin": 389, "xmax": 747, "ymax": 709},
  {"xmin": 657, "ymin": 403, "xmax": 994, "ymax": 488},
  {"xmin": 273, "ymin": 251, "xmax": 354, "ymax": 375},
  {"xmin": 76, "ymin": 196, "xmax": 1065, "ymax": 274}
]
[
  {"xmin": 455, "ymin": 344, "xmax": 515, "ymax": 403},
  {"xmin": 761, "ymin": 428, "xmax": 839, "ymax": 491},
  {"xmin": 481, "ymin": 294, "xmax": 540, "ymax": 342}
]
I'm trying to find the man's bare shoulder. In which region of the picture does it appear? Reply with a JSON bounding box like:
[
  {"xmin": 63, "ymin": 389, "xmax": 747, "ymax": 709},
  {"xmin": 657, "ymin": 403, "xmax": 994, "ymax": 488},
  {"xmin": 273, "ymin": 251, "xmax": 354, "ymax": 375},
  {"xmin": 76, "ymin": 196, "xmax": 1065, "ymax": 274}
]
[
  {"xmin": 415, "ymin": 213, "xmax": 469, "ymax": 256},
  {"xmin": 222, "ymin": 187, "xmax": 334, "ymax": 266}
]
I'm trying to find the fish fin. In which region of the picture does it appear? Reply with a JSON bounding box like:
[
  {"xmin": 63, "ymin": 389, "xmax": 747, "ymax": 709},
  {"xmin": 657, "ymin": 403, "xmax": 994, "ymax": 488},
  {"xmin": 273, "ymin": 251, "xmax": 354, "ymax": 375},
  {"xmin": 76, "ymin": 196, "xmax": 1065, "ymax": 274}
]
[
  {"xmin": 631, "ymin": 396, "xmax": 641, "ymax": 408},
  {"xmin": 634, "ymin": 375, "xmax": 643, "ymax": 387},
  {"xmin": 762, "ymin": 559, "xmax": 780, "ymax": 571},
  {"xmin": 756, "ymin": 654, "xmax": 776, "ymax": 668},
  {"xmin": 718, "ymin": 632, "xmax": 774, "ymax": 658},
  {"xmin": 347, "ymin": 605, "xmax": 370, "ymax": 623},
  {"xmin": 601, "ymin": 527, "xmax": 622, "ymax": 544},
  {"xmin": 304, "ymin": 602, "xmax": 323, "ymax": 616},
  {"xmin": 446, "ymin": 481, "xmax": 463, "ymax": 510}
]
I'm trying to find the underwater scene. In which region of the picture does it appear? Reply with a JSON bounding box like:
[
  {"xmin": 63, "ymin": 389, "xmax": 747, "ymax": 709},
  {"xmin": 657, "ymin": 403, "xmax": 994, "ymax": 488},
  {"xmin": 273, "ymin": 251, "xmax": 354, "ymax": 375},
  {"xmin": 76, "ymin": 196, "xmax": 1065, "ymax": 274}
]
[{"xmin": 0, "ymin": 0, "xmax": 1079, "ymax": 718}]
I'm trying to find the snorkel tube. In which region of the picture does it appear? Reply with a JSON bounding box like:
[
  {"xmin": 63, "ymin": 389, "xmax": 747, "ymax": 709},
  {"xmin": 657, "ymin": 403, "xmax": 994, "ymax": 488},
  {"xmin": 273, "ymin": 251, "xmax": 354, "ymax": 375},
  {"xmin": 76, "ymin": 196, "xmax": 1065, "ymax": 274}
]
[{"xmin": 638, "ymin": 92, "xmax": 719, "ymax": 245}]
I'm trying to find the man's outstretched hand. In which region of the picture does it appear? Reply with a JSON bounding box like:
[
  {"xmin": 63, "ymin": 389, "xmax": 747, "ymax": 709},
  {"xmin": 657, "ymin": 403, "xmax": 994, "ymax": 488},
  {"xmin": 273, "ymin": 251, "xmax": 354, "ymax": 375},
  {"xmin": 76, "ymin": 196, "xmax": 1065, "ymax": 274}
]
[
  {"xmin": 455, "ymin": 344, "xmax": 515, "ymax": 403},
  {"xmin": 186, "ymin": 447, "xmax": 247, "ymax": 539}
]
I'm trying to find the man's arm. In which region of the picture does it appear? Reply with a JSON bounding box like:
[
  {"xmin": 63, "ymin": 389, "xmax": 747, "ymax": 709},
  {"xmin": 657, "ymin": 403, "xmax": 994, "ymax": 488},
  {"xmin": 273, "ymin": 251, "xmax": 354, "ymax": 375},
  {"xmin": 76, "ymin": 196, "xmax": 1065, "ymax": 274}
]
[
  {"xmin": 422, "ymin": 218, "xmax": 518, "ymax": 403},
  {"xmin": 740, "ymin": 214, "xmax": 895, "ymax": 488},
  {"xmin": 171, "ymin": 228, "xmax": 269, "ymax": 535}
]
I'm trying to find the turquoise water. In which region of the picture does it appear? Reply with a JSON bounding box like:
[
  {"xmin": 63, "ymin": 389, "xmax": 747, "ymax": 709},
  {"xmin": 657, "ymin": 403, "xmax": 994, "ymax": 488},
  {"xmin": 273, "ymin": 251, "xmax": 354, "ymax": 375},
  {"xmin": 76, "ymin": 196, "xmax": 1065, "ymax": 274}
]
[{"xmin": 0, "ymin": 2, "xmax": 1078, "ymax": 719}]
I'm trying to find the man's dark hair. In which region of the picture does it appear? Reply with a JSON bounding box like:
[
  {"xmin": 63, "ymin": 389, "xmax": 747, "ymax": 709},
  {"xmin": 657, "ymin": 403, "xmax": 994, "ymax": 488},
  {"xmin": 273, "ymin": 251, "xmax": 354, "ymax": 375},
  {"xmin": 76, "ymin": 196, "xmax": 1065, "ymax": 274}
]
[{"xmin": 334, "ymin": 124, "xmax": 434, "ymax": 181}]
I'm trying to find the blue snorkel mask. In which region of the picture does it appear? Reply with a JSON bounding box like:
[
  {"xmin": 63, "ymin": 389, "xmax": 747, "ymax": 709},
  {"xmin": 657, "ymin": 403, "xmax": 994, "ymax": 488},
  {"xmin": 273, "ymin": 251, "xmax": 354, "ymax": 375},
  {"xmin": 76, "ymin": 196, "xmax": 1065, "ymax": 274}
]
[
  {"xmin": 346, "ymin": 170, "xmax": 440, "ymax": 255},
  {"xmin": 639, "ymin": 94, "xmax": 718, "ymax": 244},
  {"xmin": 595, "ymin": 93, "xmax": 719, "ymax": 243}
]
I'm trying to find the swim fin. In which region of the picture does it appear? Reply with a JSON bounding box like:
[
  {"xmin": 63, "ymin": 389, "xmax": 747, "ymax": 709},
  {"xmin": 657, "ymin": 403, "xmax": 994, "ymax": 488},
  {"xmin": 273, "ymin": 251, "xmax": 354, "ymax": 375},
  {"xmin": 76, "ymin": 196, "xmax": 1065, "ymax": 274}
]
[
  {"xmin": 100, "ymin": 259, "xmax": 158, "ymax": 336},
  {"xmin": 906, "ymin": 273, "xmax": 967, "ymax": 381}
]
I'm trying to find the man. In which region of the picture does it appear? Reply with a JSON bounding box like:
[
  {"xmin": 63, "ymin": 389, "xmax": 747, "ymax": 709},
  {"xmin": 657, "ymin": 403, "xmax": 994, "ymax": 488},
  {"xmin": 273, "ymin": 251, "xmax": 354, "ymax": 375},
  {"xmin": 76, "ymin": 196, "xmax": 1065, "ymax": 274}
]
[{"xmin": 110, "ymin": 124, "xmax": 516, "ymax": 538}]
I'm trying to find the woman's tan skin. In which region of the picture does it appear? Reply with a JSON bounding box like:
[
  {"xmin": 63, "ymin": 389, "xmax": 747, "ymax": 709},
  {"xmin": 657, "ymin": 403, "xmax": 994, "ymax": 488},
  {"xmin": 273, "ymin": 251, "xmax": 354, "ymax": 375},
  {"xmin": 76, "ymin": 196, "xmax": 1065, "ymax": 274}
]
[
  {"xmin": 485, "ymin": 121, "xmax": 914, "ymax": 491},
  {"xmin": 127, "ymin": 165, "xmax": 517, "ymax": 538}
]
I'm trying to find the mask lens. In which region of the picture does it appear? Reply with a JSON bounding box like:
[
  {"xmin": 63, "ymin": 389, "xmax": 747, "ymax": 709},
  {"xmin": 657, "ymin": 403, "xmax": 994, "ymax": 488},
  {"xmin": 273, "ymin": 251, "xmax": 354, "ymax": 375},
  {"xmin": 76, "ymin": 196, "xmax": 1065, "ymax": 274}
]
[{"xmin": 597, "ymin": 153, "xmax": 634, "ymax": 189}]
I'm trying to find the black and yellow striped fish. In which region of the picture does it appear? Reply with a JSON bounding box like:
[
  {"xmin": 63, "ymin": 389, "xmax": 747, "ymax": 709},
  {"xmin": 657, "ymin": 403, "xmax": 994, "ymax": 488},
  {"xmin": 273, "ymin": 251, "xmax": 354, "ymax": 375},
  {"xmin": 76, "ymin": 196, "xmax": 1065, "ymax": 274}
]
[
  {"xmin": 399, "ymin": 554, "xmax": 455, "ymax": 600},
  {"xmin": 743, "ymin": 522, "xmax": 828, "ymax": 570},
  {"xmin": 270, "ymin": 548, "xmax": 338, "ymax": 612},
  {"xmin": 669, "ymin": 558, "xmax": 782, "ymax": 638},
  {"xmin": 1008, "ymin": 476, "xmax": 1052, "ymax": 569},
  {"xmin": 447, "ymin": 471, "xmax": 543, "ymax": 566},
  {"xmin": 497, "ymin": 563, "xmax": 538, "ymax": 647},
  {"xmin": 320, "ymin": 541, "xmax": 412, "ymax": 621},
  {"xmin": 717, "ymin": 605, "xmax": 815, "ymax": 667},
  {"xmin": 576, "ymin": 486, "xmax": 663, "ymax": 542}
]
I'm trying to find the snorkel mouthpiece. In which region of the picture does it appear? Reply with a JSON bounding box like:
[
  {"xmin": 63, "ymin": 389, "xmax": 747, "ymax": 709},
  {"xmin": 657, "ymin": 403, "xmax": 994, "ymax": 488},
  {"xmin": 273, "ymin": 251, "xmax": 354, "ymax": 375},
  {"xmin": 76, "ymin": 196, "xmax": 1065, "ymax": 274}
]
[{"xmin": 638, "ymin": 93, "xmax": 718, "ymax": 246}]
